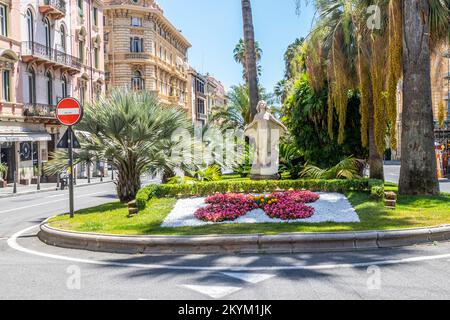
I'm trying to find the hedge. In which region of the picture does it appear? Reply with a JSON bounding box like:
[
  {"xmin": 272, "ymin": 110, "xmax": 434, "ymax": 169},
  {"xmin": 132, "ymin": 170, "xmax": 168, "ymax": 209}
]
[{"xmin": 136, "ymin": 179, "xmax": 384, "ymax": 210}]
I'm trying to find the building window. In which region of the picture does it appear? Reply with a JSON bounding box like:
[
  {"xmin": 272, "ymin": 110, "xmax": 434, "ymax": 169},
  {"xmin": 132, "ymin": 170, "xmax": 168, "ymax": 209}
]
[
  {"xmin": 61, "ymin": 75, "xmax": 68, "ymax": 98},
  {"xmin": 196, "ymin": 98, "xmax": 205, "ymax": 115},
  {"xmin": 131, "ymin": 17, "xmax": 142, "ymax": 27},
  {"xmin": 94, "ymin": 47, "xmax": 99, "ymax": 68},
  {"xmin": 2, "ymin": 70, "xmax": 10, "ymax": 102},
  {"xmin": 46, "ymin": 71, "xmax": 53, "ymax": 106},
  {"xmin": 79, "ymin": 40, "xmax": 84, "ymax": 62},
  {"xmin": 93, "ymin": 7, "xmax": 98, "ymax": 26},
  {"xmin": 28, "ymin": 69, "xmax": 36, "ymax": 104},
  {"xmin": 78, "ymin": 0, "xmax": 83, "ymax": 16},
  {"xmin": 132, "ymin": 70, "xmax": 144, "ymax": 91},
  {"xmin": 196, "ymin": 79, "xmax": 205, "ymax": 94},
  {"xmin": 44, "ymin": 18, "xmax": 51, "ymax": 55},
  {"xmin": 0, "ymin": 4, "xmax": 7, "ymax": 37},
  {"xmin": 60, "ymin": 25, "xmax": 66, "ymax": 52},
  {"xmin": 130, "ymin": 37, "xmax": 143, "ymax": 52},
  {"xmin": 79, "ymin": 81, "xmax": 86, "ymax": 105},
  {"xmin": 26, "ymin": 9, "xmax": 34, "ymax": 43}
]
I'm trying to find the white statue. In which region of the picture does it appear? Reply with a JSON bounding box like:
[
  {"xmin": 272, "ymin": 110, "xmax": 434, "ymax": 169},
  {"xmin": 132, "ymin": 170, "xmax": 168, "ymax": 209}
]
[{"xmin": 244, "ymin": 100, "xmax": 287, "ymax": 180}]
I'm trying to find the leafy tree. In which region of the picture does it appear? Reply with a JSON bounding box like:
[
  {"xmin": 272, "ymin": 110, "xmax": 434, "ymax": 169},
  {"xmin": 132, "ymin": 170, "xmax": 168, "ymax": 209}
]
[{"xmin": 283, "ymin": 74, "xmax": 367, "ymax": 168}]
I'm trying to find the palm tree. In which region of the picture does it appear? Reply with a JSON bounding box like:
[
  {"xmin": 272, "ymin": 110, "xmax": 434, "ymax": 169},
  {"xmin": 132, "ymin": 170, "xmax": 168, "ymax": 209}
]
[
  {"xmin": 297, "ymin": 0, "xmax": 448, "ymax": 193},
  {"xmin": 298, "ymin": 0, "xmax": 387, "ymax": 180},
  {"xmin": 209, "ymin": 84, "xmax": 274, "ymax": 131},
  {"xmin": 233, "ymin": 38, "xmax": 263, "ymax": 80},
  {"xmin": 55, "ymin": 89, "xmax": 190, "ymax": 202},
  {"xmin": 45, "ymin": 143, "xmax": 98, "ymax": 184},
  {"xmin": 241, "ymin": 0, "xmax": 260, "ymax": 120},
  {"xmin": 399, "ymin": 0, "xmax": 448, "ymax": 195}
]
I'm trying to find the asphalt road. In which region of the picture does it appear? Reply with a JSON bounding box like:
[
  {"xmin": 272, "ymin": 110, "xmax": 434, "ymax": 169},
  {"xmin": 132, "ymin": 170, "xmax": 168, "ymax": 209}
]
[
  {"xmin": 384, "ymin": 164, "xmax": 450, "ymax": 193},
  {"xmin": 1, "ymin": 176, "xmax": 450, "ymax": 300}
]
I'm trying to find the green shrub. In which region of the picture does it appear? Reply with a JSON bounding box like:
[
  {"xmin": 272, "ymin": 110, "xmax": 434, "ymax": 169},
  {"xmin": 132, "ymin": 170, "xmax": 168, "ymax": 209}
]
[
  {"xmin": 369, "ymin": 180, "xmax": 385, "ymax": 200},
  {"xmin": 136, "ymin": 179, "xmax": 382, "ymax": 210}
]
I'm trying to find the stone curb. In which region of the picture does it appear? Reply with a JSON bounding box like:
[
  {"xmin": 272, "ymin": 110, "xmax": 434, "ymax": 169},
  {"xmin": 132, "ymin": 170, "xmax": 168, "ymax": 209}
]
[
  {"xmin": 0, "ymin": 180, "xmax": 113, "ymax": 199},
  {"xmin": 38, "ymin": 223, "xmax": 450, "ymax": 255}
]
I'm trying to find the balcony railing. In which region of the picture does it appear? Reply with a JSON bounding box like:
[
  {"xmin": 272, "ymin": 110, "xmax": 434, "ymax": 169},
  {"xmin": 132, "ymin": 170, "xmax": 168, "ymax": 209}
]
[
  {"xmin": 23, "ymin": 103, "xmax": 56, "ymax": 119},
  {"xmin": 22, "ymin": 42, "xmax": 82, "ymax": 72},
  {"xmin": 125, "ymin": 52, "xmax": 151, "ymax": 60},
  {"xmin": 40, "ymin": 0, "xmax": 66, "ymax": 18}
]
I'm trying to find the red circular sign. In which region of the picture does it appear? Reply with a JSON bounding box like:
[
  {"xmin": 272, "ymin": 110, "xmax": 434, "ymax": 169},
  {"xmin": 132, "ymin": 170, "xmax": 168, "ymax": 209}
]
[{"xmin": 56, "ymin": 98, "xmax": 83, "ymax": 126}]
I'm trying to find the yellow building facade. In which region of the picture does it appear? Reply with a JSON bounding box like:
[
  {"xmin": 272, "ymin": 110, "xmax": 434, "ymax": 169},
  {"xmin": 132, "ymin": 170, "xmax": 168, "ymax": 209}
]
[{"xmin": 103, "ymin": 0, "xmax": 191, "ymax": 111}]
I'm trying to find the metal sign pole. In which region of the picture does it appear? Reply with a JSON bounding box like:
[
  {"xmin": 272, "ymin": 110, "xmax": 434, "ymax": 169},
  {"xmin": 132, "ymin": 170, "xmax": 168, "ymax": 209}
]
[{"xmin": 68, "ymin": 127, "xmax": 75, "ymax": 219}]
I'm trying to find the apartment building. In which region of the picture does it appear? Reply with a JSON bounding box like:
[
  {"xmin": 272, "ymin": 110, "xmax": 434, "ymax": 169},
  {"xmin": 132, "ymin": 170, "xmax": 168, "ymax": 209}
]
[
  {"xmin": 104, "ymin": 0, "xmax": 191, "ymax": 112},
  {"xmin": 188, "ymin": 69, "xmax": 227, "ymax": 127},
  {"xmin": 0, "ymin": 0, "xmax": 105, "ymax": 185}
]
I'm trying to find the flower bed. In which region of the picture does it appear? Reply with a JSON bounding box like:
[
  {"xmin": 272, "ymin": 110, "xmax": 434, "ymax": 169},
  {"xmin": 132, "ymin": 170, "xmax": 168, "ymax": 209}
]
[
  {"xmin": 195, "ymin": 191, "xmax": 320, "ymax": 222},
  {"xmin": 135, "ymin": 179, "xmax": 384, "ymax": 210}
]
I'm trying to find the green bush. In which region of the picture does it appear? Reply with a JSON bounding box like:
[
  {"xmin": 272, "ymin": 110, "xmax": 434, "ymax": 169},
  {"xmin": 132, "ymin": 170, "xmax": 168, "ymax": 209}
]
[
  {"xmin": 136, "ymin": 179, "xmax": 383, "ymax": 210},
  {"xmin": 369, "ymin": 180, "xmax": 385, "ymax": 200}
]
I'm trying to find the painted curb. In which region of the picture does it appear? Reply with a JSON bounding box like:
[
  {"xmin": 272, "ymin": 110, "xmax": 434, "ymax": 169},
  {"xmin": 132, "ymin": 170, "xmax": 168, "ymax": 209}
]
[{"xmin": 38, "ymin": 223, "xmax": 450, "ymax": 255}]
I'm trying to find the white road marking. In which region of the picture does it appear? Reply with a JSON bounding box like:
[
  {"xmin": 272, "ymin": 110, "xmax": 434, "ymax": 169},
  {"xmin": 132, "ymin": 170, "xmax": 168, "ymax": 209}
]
[
  {"xmin": 179, "ymin": 285, "xmax": 242, "ymax": 299},
  {"xmin": 0, "ymin": 191, "xmax": 110, "ymax": 214},
  {"xmin": 222, "ymin": 272, "xmax": 275, "ymax": 284},
  {"xmin": 7, "ymin": 225, "xmax": 450, "ymax": 272},
  {"xmin": 57, "ymin": 108, "xmax": 80, "ymax": 115},
  {"xmin": 46, "ymin": 194, "xmax": 68, "ymax": 199}
]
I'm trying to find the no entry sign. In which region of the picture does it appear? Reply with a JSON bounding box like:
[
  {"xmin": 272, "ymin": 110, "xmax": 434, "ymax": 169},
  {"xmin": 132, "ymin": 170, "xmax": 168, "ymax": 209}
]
[{"xmin": 56, "ymin": 97, "xmax": 83, "ymax": 126}]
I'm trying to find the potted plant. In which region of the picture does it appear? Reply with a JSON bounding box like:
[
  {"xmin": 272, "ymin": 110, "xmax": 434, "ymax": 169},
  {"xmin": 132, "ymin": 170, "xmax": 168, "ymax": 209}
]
[
  {"xmin": 19, "ymin": 168, "xmax": 30, "ymax": 186},
  {"xmin": 0, "ymin": 163, "xmax": 7, "ymax": 188},
  {"xmin": 31, "ymin": 165, "xmax": 40, "ymax": 185}
]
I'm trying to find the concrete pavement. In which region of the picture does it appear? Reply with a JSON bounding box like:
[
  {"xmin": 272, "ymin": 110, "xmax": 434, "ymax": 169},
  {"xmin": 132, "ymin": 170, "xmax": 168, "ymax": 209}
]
[{"xmin": 1, "ymin": 173, "xmax": 450, "ymax": 299}]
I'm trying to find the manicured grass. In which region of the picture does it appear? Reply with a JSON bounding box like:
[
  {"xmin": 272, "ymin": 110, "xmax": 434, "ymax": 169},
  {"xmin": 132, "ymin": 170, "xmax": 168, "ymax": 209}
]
[{"xmin": 49, "ymin": 190, "xmax": 450, "ymax": 236}]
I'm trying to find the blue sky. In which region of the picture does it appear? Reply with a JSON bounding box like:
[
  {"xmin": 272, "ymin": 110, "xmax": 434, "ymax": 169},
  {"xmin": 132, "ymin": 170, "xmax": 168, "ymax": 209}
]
[{"xmin": 158, "ymin": 0, "xmax": 315, "ymax": 93}]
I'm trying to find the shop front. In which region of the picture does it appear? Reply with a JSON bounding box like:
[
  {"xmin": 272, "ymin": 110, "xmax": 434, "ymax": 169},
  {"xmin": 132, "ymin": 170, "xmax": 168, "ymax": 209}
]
[{"xmin": 0, "ymin": 123, "xmax": 51, "ymax": 184}]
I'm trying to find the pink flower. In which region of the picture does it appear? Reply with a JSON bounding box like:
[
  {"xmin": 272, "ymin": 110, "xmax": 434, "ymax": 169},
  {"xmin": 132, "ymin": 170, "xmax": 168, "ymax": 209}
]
[{"xmin": 194, "ymin": 190, "xmax": 320, "ymax": 222}]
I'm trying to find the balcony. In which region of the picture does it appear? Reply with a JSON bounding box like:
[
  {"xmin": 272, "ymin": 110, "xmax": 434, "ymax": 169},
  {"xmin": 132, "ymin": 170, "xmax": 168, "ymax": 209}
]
[
  {"xmin": 23, "ymin": 103, "xmax": 57, "ymax": 123},
  {"xmin": 0, "ymin": 102, "xmax": 24, "ymax": 118},
  {"xmin": 39, "ymin": 0, "xmax": 66, "ymax": 20},
  {"xmin": 125, "ymin": 52, "xmax": 151, "ymax": 60},
  {"xmin": 21, "ymin": 42, "xmax": 81, "ymax": 75}
]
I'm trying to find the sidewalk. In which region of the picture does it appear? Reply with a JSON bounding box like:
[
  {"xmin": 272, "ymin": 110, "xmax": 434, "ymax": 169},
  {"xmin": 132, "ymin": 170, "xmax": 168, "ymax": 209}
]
[{"xmin": 0, "ymin": 176, "xmax": 114, "ymax": 199}]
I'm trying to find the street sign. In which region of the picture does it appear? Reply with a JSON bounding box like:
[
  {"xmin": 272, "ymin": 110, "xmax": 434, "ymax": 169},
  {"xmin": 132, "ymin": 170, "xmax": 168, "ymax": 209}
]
[
  {"xmin": 55, "ymin": 97, "xmax": 83, "ymax": 219},
  {"xmin": 56, "ymin": 97, "xmax": 83, "ymax": 126},
  {"xmin": 57, "ymin": 129, "xmax": 81, "ymax": 149}
]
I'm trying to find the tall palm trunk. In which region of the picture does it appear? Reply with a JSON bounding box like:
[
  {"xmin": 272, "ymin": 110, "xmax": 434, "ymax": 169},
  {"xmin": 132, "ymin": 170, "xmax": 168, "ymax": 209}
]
[
  {"xmin": 241, "ymin": 0, "xmax": 259, "ymax": 120},
  {"xmin": 116, "ymin": 161, "xmax": 141, "ymax": 203},
  {"xmin": 399, "ymin": 0, "xmax": 439, "ymax": 195},
  {"xmin": 368, "ymin": 102, "xmax": 384, "ymax": 180}
]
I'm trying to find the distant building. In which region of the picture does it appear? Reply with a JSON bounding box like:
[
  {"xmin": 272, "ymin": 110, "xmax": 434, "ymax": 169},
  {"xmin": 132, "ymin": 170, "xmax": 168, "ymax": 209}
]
[
  {"xmin": 103, "ymin": 0, "xmax": 191, "ymax": 112},
  {"xmin": 187, "ymin": 69, "xmax": 227, "ymax": 127},
  {"xmin": 0, "ymin": 0, "xmax": 105, "ymax": 184}
]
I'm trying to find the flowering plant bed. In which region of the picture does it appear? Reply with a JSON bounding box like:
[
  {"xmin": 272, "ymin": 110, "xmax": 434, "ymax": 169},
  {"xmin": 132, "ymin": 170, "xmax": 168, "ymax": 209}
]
[{"xmin": 194, "ymin": 190, "xmax": 320, "ymax": 222}]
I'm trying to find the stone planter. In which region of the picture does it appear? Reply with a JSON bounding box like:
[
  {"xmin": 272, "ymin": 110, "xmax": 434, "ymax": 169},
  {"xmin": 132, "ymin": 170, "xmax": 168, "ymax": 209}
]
[
  {"xmin": 20, "ymin": 179, "xmax": 30, "ymax": 186},
  {"xmin": 0, "ymin": 180, "xmax": 7, "ymax": 188},
  {"xmin": 31, "ymin": 177, "xmax": 39, "ymax": 185}
]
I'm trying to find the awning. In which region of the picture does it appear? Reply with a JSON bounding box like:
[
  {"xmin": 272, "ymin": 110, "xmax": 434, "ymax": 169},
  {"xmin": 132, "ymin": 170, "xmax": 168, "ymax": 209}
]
[{"xmin": 0, "ymin": 132, "xmax": 52, "ymax": 142}]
